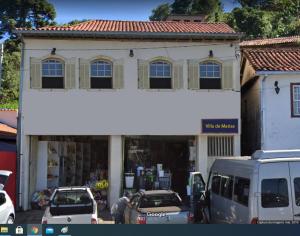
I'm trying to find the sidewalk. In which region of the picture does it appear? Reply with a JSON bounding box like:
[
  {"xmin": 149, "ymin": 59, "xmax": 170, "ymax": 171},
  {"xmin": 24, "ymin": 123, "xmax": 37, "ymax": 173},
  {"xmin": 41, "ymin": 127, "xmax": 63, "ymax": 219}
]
[{"xmin": 15, "ymin": 209, "xmax": 114, "ymax": 224}]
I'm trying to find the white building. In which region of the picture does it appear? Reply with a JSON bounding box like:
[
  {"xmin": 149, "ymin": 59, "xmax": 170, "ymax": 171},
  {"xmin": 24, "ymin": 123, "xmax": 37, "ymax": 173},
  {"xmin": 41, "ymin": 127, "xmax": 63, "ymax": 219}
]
[
  {"xmin": 15, "ymin": 19, "xmax": 241, "ymax": 210},
  {"xmin": 240, "ymin": 36, "xmax": 300, "ymax": 155}
]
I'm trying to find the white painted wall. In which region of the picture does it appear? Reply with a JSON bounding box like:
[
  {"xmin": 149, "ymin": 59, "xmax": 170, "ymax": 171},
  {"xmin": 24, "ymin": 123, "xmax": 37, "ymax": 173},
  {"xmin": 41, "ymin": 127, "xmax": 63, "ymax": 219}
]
[
  {"xmin": 21, "ymin": 39, "xmax": 240, "ymax": 136},
  {"xmin": 262, "ymin": 74, "xmax": 300, "ymax": 150},
  {"xmin": 20, "ymin": 38, "xmax": 241, "ymax": 210}
]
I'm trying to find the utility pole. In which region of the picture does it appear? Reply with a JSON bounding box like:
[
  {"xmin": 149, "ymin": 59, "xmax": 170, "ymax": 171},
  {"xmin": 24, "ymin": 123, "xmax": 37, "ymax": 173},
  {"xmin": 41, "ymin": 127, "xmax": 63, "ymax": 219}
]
[{"xmin": 0, "ymin": 43, "xmax": 3, "ymax": 89}]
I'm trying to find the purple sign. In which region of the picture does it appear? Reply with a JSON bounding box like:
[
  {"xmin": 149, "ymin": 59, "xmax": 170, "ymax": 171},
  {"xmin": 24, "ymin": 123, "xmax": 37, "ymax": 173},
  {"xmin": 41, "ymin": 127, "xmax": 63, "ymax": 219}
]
[{"xmin": 202, "ymin": 119, "xmax": 239, "ymax": 134}]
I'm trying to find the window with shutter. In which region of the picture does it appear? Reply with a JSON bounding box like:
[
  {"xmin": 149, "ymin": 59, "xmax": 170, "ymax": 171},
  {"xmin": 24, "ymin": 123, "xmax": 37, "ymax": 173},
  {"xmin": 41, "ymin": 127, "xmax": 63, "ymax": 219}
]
[
  {"xmin": 41, "ymin": 59, "xmax": 64, "ymax": 89},
  {"xmin": 138, "ymin": 59, "xmax": 149, "ymax": 89},
  {"xmin": 65, "ymin": 58, "xmax": 76, "ymax": 89},
  {"xmin": 173, "ymin": 60, "xmax": 184, "ymax": 89},
  {"xmin": 222, "ymin": 60, "xmax": 234, "ymax": 90},
  {"xmin": 199, "ymin": 61, "xmax": 221, "ymax": 89},
  {"xmin": 113, "ymin": 59, "xmax": 124, "ymax": 89},
  {"xmin": 149, "ymin": 60, "xmax": 172, "ymax": 89},
  {"xmin": 30, "ymin": 57, "xmax": 42, "ymax": 89},
  {"xmin": 90, "ymin": 60, "xmax": 113, "ymax": 89},
  {"xmin": 79, "ymin": 59, "xmax": 90, "ymax": 89},
  {"xmin": 188, "ymin": 60, "xmax": 199, "ymax": 89}
]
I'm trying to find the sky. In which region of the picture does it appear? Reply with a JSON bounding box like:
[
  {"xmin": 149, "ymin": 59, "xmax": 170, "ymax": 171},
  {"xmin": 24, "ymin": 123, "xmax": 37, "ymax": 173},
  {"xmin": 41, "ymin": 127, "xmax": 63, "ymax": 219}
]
[{"xmin": 49, "ymin": 0, "xmax": 240, "ymax": 24}]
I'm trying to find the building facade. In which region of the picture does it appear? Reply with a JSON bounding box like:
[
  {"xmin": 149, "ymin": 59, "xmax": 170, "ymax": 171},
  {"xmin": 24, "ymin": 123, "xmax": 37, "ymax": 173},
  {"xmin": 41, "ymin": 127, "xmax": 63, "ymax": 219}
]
[
  {"xmin": 16, "ymin": 20, "xmax": 241, "ymax": 210},
  {"xmin": 240, "ymin": 36, "xmax": 300, "ymax": 155}
]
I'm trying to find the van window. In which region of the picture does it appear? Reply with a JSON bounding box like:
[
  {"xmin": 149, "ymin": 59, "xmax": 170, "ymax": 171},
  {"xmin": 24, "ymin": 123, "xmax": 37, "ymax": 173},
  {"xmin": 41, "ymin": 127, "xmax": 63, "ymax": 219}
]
[
  {"xmin": 233, "ymin": 177, "xmax": 250, "ymax": 207},
  {"xmin": 212, "ymin": 174, "xmax": 221, "ymax": 194},
  {"xmin": 261, "ymin": 178, "xmax": 289, "ymax": 208},
  {"xmin": 221, "ymin": 175, "xmax": 233, "ymax": 199},
  {"xmin": 294, "ymin": 178, "xmax": 300, "ymax": 206}
]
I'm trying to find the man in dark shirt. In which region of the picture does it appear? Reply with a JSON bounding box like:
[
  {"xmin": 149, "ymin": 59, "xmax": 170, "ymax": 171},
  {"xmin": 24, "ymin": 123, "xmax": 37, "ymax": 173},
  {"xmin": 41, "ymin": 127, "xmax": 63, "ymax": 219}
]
[{"xmin": 111, "ymin": 191, "xmax": 131, "ymax": 224}]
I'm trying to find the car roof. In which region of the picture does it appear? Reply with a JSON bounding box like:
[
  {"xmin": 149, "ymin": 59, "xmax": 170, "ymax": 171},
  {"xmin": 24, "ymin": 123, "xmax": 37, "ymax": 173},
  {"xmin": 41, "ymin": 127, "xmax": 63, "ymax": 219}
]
[{"xmin": 139, "ymin": 190, "xmax": 175, "ymax": 195}]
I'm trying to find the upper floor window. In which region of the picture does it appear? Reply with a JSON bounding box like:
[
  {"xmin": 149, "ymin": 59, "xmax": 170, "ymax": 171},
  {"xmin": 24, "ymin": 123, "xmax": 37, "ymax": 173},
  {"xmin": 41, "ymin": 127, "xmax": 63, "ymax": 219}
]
[
  {"xmin": 149, "ymin": 61, "xmax": 172, "ymax": 89},
  {"xmin": 90, "ymin": 60, "xmax": 113, "ymax": 89},
  {"xmin": 42, "ymin": 59, "xmax": 64, "ymax": 89},
  {"xmin": 291, "ymin": 83, "xmax": 300, "ymax": 117},
  {"xmin": 199, "ymin": 61, "xmax": 221, "ymax": 89}
]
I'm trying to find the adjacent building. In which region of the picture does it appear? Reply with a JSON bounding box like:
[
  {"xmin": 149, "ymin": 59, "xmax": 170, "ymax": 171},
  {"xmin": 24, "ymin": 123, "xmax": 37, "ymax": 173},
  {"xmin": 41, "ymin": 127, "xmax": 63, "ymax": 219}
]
[
  {"xmin": 15, "ymin": 19, "xmax": 241, "ymax": 210},
  {"xmin": 240, "ymin": 36, "xmax": 300, "ymax": 155}
]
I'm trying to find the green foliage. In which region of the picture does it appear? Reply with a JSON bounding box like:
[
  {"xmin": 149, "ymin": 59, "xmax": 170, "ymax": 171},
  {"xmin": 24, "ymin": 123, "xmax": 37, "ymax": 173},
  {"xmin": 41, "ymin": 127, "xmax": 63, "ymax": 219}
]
[
  {"xmin": 227, "ymin": 0, "xmax": 300, "ymax": 38},
  {"xmin": 149, "ymin": 0, "xmax": 223, "ymax": 21},
  {"xmin": 171, "ymin": 0, "xmax": 193, "ymax": 14},
  {"xmin": 0, "ymin": 47, "xmax": 21, "ymax": 108},
  {"xmin": 0, "ymin": 0, "xmax": 56, "ymax": 39},
  {"xmin": 0, "ymin": 0, "xmax": 56, "ymax": 108},
  {"xmin": 149, "ymin": 3, "xmax": 171, "ymax": 21},
  {"xmin": 226, "ymin": 7, "xmax": 273, "ymax": 39}
]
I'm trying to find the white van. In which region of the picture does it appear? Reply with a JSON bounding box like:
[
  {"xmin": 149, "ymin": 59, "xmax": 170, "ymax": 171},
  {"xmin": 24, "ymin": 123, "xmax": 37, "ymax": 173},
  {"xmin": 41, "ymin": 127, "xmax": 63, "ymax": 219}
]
[{"xmin": 205, "ymin": 150, "xmax": 300, "ymax": 224}]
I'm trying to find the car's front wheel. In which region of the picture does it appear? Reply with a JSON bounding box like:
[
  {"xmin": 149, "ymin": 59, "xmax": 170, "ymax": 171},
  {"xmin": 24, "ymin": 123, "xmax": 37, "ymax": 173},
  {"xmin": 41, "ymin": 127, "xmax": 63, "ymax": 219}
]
[{"xmin": 7, "ymin": 215, "xmax": 14, "ymax": 224}]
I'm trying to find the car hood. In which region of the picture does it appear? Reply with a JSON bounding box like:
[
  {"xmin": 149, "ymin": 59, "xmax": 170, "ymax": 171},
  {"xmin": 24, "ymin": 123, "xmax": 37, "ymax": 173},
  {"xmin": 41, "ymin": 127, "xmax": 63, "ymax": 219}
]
[{"xmin": 0, "ymin": 170, "xmax": 12, "ymax": 190}]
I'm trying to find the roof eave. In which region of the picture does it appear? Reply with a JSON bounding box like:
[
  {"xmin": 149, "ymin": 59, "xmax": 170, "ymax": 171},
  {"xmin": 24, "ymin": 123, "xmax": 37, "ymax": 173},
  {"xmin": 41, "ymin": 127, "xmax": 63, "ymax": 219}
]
[
  {"xmin": 256, "ymin": 70, "xmax": 300, "ymax": 75},
  {"xmin": 14, "ymin": 30, "xmax": 243, "ymax": 40}
]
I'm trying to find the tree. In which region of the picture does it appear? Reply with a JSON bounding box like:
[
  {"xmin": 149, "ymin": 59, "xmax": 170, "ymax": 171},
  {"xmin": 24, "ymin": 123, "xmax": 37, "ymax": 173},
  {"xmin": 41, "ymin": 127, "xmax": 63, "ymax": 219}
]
[
  {"xmin": 0, "ymin": 0, "xmax": 56, "ymax": 108},
  {"xmin": 149, "ymin": 3, "xmax": 171, "ymax": 21},
  {"xmin": 0, "ymin": 0, "xmax": 56, "ymax": 39},
  {"xmin": 191, "ymin": 0, "xmax": 223, "ymax": 21},
  {"xmin": 171, "ymin": 0, "xmax": 193, "ymax": 14},
  {"xmin": 227, "ymin": 0, "xmax": 300, "ymax": 38},
  {"xmin": 0, "ymin": 47, "xmax": 21, "ymax": 107},
  {"xmin": 149, "ymin": 0, "xmax": 223, "ymax": 21},
  {"xmin": 226, "ymin": 7, "xmax": 273, "ymax": 39}
]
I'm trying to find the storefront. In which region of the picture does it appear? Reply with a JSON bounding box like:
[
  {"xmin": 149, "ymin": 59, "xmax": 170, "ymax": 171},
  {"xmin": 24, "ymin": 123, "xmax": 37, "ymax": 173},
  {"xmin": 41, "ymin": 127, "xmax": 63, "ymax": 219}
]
[
  {"xmin": 28, "ymin": 136, "xmax": 109, "ymax": 210},
  {"xmin": 123, "ymin": 136, "xmax": 197, "ymax": 200}
]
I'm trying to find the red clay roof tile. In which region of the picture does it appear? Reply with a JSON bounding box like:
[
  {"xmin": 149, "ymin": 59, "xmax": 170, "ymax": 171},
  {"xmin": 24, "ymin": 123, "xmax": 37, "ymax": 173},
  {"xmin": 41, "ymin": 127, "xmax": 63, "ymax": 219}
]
[
  {"xmin": 243, "ymin": 48, "xmax": 300, "ymax": 71},
  {"xmin": 17, "ymin": 19, "xmax": 237, "ymax": 34},
  {"xmin": 240, "ymin": 36, "xmax": 300, "ymax": 47}
]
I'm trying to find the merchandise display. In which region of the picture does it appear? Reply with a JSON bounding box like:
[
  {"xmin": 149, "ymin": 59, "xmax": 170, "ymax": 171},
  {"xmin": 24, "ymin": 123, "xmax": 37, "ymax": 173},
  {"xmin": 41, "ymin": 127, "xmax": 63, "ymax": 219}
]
[{"xmin": 31, "ymin": 189, "xmax": 53, "ymax": 209}]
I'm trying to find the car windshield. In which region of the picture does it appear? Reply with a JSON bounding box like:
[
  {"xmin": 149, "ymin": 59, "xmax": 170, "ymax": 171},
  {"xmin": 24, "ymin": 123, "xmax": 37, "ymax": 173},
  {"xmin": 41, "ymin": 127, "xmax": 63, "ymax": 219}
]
[
  {"xmin": 139, "ymin": 194, "xmax": 182, "ymax": 208},
  {"xmin": 52, "ymin": 190, "xmax": 92, "ymax": 206}
]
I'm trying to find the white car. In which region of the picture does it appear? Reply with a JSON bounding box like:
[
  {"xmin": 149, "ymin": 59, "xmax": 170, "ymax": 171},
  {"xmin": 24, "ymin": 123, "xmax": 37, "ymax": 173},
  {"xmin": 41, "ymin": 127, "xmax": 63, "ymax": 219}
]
[
  {"xmin": 42, "ymin": 187, "xmax": 98, "ymax": 224},
  {"xmin": 0, "ymin": 170, "xmax": 15, "ymax": 224}
]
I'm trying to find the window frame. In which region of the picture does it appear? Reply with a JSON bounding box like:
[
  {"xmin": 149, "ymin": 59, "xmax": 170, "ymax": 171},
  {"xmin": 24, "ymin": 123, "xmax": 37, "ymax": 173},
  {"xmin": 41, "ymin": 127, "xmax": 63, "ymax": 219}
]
[
  {"xmin": 220, "ymin": 175, "xmax": 234, "ymax": 200},
  {"xmin": 261, "ymin": 178, "xmax": 289, "ymax": 208},
  {"xmin": 291, "ymin": 83, "xmax": 300, "ymax": 118},
  {"xmin": 233, "ymin": 176, "xmax": 250, "ymax": 207},
  {"xmin": 149, "ymin": 60, "xmax": 172, "ymax": 89},
  {"xmin": 199, "ymin": 61, "xmax": 222, "ymax": 90},
  {"xmin": 90, "ymin": 59, "xmax": 113, "ymax": 89},
  {"xmin": 41, "ymin": 58, "xmax": 65, "ymax": 89}
]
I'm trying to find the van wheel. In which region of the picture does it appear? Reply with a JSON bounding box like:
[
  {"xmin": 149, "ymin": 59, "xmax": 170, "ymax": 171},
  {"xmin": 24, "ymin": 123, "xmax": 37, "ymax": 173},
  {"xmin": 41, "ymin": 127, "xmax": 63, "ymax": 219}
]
[{"xmin": 7, "ymin": 215, "xmax": 14, "ymax": 224}]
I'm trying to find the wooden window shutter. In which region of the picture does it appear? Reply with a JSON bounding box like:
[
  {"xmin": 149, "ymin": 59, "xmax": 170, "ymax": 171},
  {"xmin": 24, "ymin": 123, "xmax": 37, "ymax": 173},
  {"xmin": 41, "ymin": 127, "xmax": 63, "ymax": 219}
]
[
  {"xmin": 172, "ymin": 60, "xmax": 184, "ymax": 89},
  {"xmin": 30, "ymin": 57, "xmax": 42, "ymax": 89},
  {"xmin": 222, "ymin": 60, "xmax": 234, "ymax": 90},
  {"xmin": 65, "ymin": 58, "xmax": 76, "ymax": 89},
  {"xmin": 79, "ymin": 58, "xmax": 90, "ymax": 89},
  {"xmin": 138, "ymin": 59, "xmax": 149, "ymax": 89},
  {"xmin": 188, "ymin": 59, "xmax": 199, "ymax": 89},
  {"xmin": 113, "ymin": 59, "xmax": 124, "ymax": 89}
]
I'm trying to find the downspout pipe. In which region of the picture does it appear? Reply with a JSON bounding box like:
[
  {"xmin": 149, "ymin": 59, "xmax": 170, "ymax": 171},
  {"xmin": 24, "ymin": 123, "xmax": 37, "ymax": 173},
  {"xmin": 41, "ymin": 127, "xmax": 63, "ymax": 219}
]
[
  {"xmin": 260, "ymin": 74, "xmax": 268, "ymax": 150},
  {"xmin": 16, "ymin": 38, "xmax": 25, "ymax": 211}
]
